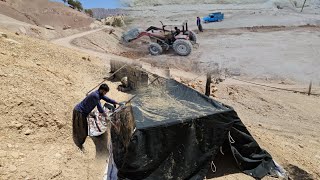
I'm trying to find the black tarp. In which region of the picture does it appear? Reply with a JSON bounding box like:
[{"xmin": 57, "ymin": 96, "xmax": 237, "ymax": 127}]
[{"xmin": 111, "ymin": 79, "xmax": 277, "ymax": 180}]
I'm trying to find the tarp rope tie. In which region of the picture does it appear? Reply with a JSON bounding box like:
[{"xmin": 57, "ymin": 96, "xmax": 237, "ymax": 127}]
[
  {"xmin": 210, "ymin": 161, "xmax": 217, "ymax": 173},
  {"xmin": 220, "ymin": 146, "xmax": 224, "ymax": 155},
  {"xmin": 229, "ymin": 131, "xmax": 235, "ymax": 144}
]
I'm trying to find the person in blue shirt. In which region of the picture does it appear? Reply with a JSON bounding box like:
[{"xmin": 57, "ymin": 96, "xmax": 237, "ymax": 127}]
[
  {"xmin": 197, "ymin": 17, "xmax": 203, "ymax": 32},
  {"xmin": 72, "ymin": 83, "xmax": 120, "ymax": 150}
]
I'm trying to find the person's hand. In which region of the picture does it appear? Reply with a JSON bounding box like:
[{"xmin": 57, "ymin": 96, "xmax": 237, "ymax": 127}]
[{"xmin": 100, "ymin": 112, "xmax": 107, "ymax": 117}]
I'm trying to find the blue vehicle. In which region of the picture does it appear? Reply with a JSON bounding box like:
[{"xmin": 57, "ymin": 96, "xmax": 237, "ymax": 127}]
[{"xmin": 203, "ymin": 12, "xmax": 224, "ymax": 23}]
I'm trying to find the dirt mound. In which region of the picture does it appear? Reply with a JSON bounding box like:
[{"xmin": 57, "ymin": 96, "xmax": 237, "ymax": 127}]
[
  {"xmin": 0, "ymin": 0, "xmax": 94, "ymax": 30},
  {"xmin": 71, "ymin": 27, "xmax": 146, "ymax": 59},
  {"xmin": 0, "ymin": 29, "xmax": 129, "ymax": 179}
]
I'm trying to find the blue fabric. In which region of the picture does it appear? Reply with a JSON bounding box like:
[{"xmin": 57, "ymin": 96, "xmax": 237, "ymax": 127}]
[
  {"xmin": 75, "ymin": 90, "xmax": 116, "ymax": 116},
  {"xmin": 197, "ymin": 18, "xmax": 201, "ymax": 26}
]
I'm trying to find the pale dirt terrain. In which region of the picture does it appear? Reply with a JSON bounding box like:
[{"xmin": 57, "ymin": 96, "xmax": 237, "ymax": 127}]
[
  {"xmin": 0, "ymin": 29, "xmax": 130, "ymax": 179},
  {"xmin": 1, "ymin": 0, "xmax": 320, "ymax": 179},
  {"xmin": 0, "ymin": 0, "xmax": 102, "ymax": 40}
]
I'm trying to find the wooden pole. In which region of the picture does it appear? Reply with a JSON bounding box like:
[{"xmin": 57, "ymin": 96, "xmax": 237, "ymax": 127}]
[
  {"xmin": 86, "ymin": 64, "xmax": 127, "ymax": 96},
  {"xmin": 308, "ymin": 80, "xmax": 312, "ymax": 96},
  {"xmin": 301, "ymin": 0, "xmax": 307, "ymax": 12},
  {"xmin": 205, "ymin": 72, "xmax": 212, "ymax": 96}
]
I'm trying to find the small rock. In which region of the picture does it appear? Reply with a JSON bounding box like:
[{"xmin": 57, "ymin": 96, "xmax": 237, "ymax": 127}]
[
  {"xmin": 210, "ymin": 93, "xmax": 217, "ymax": 97},
  {"xmin": 21, "ymin": 172, "xmax": 28, "ymax": 178},
  {"xmin": 0, "ymin": 52, "xmax": 7, "ymax": 55},
  {"xmin": 229, "ymin": 92, "xmax": 234, "ymax": 95},
  {"xmin": 11, "ymin": 121, "xmax": 23, "ymax": 129},
  {"xmin": 110, "ymin": 29, "xmax": 116, "ymax": 34},
  {"xmin": 11, "ymin": 152, "xmax": 20, "ymax": 159},
  {"xmin": 15, "ymin": 32, "xmax": 20, "ymax": 35},
  {"xmin": 44, "ymin": 25, "xmax": 55, "ymax": 30},
  {"xmin": 63, "ymin": 25, "xmax": 71, "ymax": 30},
  {"xmin": 56, "ymin": 121, "xmax": 65, "ymax": 129},
  {"xmin": 82, "ymin": 56, "xmax": 87, "ymax": 60},
  {"xmin": 191, "ymin": 84, "xmax": 196, "ymax": 89},
  {"xmin": 8, "ymin": 165, "xmax": 17, "ymax": 172},
  {"xmin": 24, "ymin": 128, "xmax": 33, "ymax": 135},
  {"xmin": 298, "ymin": 144, "xmax": 304, "ymax": 148},
  {"xmin": 0, "ymin": 32, "xmax": 8, "ymax": 38},
  {"xmin": 7, "ymin": 144, "xmax": 13, "ymax": 148},
  {"xmin": 12, "ymin": 53, "xmax": 18, "ymax": 57},
  {"xmin": 211, "ymin": 87, "xmax": 218, "ymax": 93},
  {"xmin": 258, "ymin": 123, "xmax": 262, "ymax": 127}
]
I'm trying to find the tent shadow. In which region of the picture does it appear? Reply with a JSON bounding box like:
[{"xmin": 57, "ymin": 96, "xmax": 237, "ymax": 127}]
[{"xmin": 206, "ymin": 147, "xmax": 242, "ymax": 178}]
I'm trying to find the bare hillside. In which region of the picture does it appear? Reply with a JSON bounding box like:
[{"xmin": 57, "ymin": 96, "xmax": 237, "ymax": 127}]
[
  {"xmin": 0, "ymin": 0, "xmax": 94, "ymax": 30},
  {"xmin": 0, "ymin": 29, "xmax": 129, "ymax": 179}
]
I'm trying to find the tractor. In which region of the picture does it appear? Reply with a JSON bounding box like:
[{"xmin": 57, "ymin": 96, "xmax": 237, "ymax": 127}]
[{"xmin": 122, "ymin": 21, "xmax": 197, "ymax": 56}]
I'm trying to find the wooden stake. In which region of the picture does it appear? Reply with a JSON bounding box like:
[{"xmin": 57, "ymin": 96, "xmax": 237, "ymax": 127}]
[
  {"xmin": 308, "ymin": 80, "xmax": 312, "ymax": 96},
  {"xmin": 205, "ymin": 72, "xmax": 212, "ymax": 97},
  {"xmin": 301, "ymin": 0, "xmax": 307, "ymax": 12}
]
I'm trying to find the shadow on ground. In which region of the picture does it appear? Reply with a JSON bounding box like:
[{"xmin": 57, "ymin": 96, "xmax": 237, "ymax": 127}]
[{"xmin": 286, "ymin": 164, "xmax": 314, "ymax": 180}]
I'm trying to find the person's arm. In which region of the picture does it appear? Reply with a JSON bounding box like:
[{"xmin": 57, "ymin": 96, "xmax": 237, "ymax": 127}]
[
  {"xmin": 97, "ymin": 101, "xmax": 105, "ymax": 114},
  {"xmin": 102, "ymin": 96, "xmax": 118, "ymax": 105}
]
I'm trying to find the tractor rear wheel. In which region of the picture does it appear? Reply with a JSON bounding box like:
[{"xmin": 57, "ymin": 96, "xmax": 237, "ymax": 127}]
[
  {"xmin": 173, "ymin": 39, "xmax": 192, "ymax": 56},
  {"xmin": 148, "ymin": 43, "xmax": 163, "ymax": 55}
]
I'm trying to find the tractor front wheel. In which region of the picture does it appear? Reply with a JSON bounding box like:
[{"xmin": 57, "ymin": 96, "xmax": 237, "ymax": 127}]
[
  {"xmin": 173, "ymin": 39, "xmax": 192, "ymax": 56},
  {"xmin": 148, "ymin": 43, "xmax": 163, "ymax": 56}
]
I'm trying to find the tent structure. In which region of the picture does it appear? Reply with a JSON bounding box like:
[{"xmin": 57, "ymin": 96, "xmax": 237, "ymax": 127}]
[{"xmin": 110, "ymin": 78, "xmax": 282, "ymax": 179}]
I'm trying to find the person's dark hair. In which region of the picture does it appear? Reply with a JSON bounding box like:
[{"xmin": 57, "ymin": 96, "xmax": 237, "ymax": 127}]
[
  {"xmin": 174, "ymin": 27, "xmax": 178, "ymax": 29},
  {"xmin": 98, "ymin": 83, "xmax": 110, "ymax": 92}
]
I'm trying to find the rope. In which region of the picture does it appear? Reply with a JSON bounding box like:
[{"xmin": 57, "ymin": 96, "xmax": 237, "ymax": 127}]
[
  {"xmin": 210, "ymin": 161, "xmax": 217, "ymax": 173},
  {"xmin": 219, "ymin": 146, "xmax": 224, "ymax": 155},
  {"xmin": 229, "ymin": 131, "xmax": 235, "ymax": 144},
  {"xmin": 230, "ymin": 77, "xmax": 320, "ymax": 96}
]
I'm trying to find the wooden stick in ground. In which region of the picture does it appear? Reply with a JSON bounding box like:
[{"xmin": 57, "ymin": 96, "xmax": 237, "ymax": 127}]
[
  {"xmin": 86, "ymin": 64, "xmax": 127, "ymax": 96},
  {"xmin": 308, "ymin": 80, "xmax": 312, "ymax": 96},
  {"xmin": 301, "ymin": 0, "xmax": 307, "ymax": 12},
  {"xmin": 205, "ymin": 72, "xmax": 212, "ymax": 96}
]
